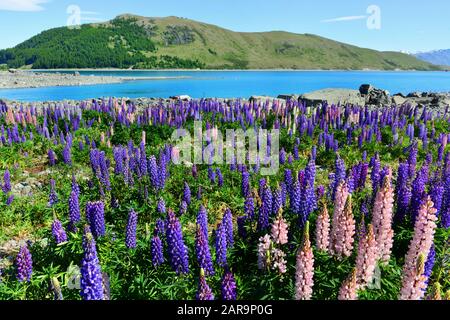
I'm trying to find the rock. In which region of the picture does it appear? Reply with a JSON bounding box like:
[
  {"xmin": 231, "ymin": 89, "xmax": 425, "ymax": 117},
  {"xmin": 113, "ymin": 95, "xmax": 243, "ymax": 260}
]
[
  {"xmin": 358, "ymin": 84, "xmax": 391, "ymax": 105},
  {"xmin": 359, "ymin": 84, "xmax": 373, "ymax": 95},
  {"xmin": 393, "ymin": 93, "xmax": 406, "ymax": 98},
  {"xmin": 407, "ymin": 92, "xmax": 422, "ymax": 98},
  {"xmin": 300, "ymin": 88, "xmax": 365, "ymax": 107},
  {"xmin": 170, "ymin": 95, "xmax": 191, "ymax": 101},
  {"xmin": 277, "ymin": 94, "xmax": 299, "ymax": 101},
  {"xmin": 249, "ymin": 95, "xmax": 274, "ymax": 102},
  {"xmin": 392, "ymin": 95, "xmax": 406, "ymax": 105}
]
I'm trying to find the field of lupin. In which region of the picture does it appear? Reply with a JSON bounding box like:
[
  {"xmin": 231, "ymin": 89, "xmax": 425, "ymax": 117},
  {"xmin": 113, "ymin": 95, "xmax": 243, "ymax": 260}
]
[{"xmin": 0, "ymin": 98, "xmax": 449, "ymax": 300}]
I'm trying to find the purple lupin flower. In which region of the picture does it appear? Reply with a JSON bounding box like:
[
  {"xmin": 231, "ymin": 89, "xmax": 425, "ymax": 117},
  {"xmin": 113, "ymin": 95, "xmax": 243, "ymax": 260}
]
[
  {"xmin": 48, "ymin": 179, "xmax": 58, "ymax": 207},
  {"xmin": 71, "ymin": 174, "xmax": 80, "ymax": 197},
  {"xmin": 197, "ymin": 205, "xmax": 209, "ymax": 239},
  {"xmin": 62, "ymin": 143, "xmax": 72, "ymax": 165},
  {"xmin": 48, "ymin": 149, "xmax": 56, "ymax": 166},
  {"xmin": 371, "ymin": 154, "xmax": 381, "ymax": 196},
  {"xmin": 272, "ymin": 185, "xmax": 282, "ymax": 215},
  {"xmin": 223, "ymin": 209, "xmax": 234, "ymax": 248},
  {"xmin": 125, "ymin": 209, "xmax": 138, "ymax": 249},
  {"xmin": 410, "ymin": 165, "xmax": 428, "ymax": 223},
  {"xmin": 332, "ymin": 156, "xmax": 346, "ymax": 201},
  {"xmin": 394, "ymin": 162, "xmax": 411, "ymax": 223},
  {"xmin": 192, "ymin": 164, "xmax": 198, "ymax": 179},
  {"xmin": 244, "ymin": 195, "xmax": 255, "ymax": 220},
  {"xmin": 155, "ymin": 218, "xmax": 166, "ymax": 238},
  {"xmin": 285, "ymin": 169, "xmax": 294, "ymax": 198},
  {"xmin": 208, "ymin": 166, "xmax": 216, "ymax": 183},
  {"xmin": 257, "ymin": 184, "xmax": 272, "ymax": 231},
  {"xmin": 299, "ymin": 184, "xmax": 317, "ymax": 228},
  {"xmin": 68, "ymin": 190, "xmax": 80, "ymax": 232},
  {"xmin": 290, "ymin": 179, "xmax": 301, "ymax": 215},
  {"xmin": 148, "ymin": 156, "xmax": 159, "ymax": 189},
  {"xmin": 430, "ymin": 182, "xmax": 444, "ymax": 217},
  {"xmin": 6, "ymin": 194, "xmax": 14, "ymax": 206},
  {"xmin": 16, "ymin": 244, "xmax": 32, "ymax": 282},
  {"xmin": 157, "ymin": 198, "xmax": 166, "ymax": 214},
  {"xmin": 442, "ymin": 207, "xmax": 450, "ymax": 229},
  {"xmin": 166, "ymin": 209, "xmax": 189, "ymax": 275},
  {"xmin": 407, "ymin": 142, "xmax": 418, "ymax": 179},
  {"xmin": 241, "ymin": 170, "xmax": 250, "ymax": 198},
  {"xmin": 216, "ymin": 168, "xmax": 224, "ymax": 187},
  {"xmin": 179, "ymin": 200, "xmax": 188, "ymax": 216},
  {"xmin": 51, "ymin": 219, "xmax": 67, "ymax": 244},
  {"xmin": 151, "ymin": 233, "xmax": 164, "ymax": 267},
  {"xmin": 80, "ymin": 226, "xmax": 104, "ymax": 300},
  {"xmin": 215, "ymin": 222, "xmax": 228, "ymax": 268},
  {"xmin": 2, "ymin": 169, "xmax": 11, "ymax": 194},
  {"xmin": 423, "ymin": 244, "xmax": 436, "ymax": 289},
  {"xmin": 183, "ymin": 182, "xmax": 191, "ymax": 205},
  {"xmin": 86, "ymin": 201, "xmax": 105, "ymax": 238},
  {"xmin": 196, "ymin": 269, "xmax": 214, "ymax": 300},
  {"xmin": 221, "ymin": 269, "xmax": 237, "ymax": 300},
  {"xmin": 195, "ymin": 225, "xmax": 215, "ymax": 276}
]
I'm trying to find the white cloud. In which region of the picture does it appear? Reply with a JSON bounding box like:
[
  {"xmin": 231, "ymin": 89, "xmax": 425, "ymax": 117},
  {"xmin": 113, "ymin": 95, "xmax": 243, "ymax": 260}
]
[
  {"xmin": 321, "ymin": 15, "xmax": 367, "ymax": 23},
  {"xmin": 0, "ymin": 0, "xmax": 48, "ymax": 12}
]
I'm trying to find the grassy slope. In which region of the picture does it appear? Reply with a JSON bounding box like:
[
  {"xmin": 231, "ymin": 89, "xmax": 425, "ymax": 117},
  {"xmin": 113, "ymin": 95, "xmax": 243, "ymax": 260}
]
[
  {"xmin": 1, "ymin": 13, "xmax": 441, "ymax": 70},
  {"xmin": 117, "ymin": 14, "xmax": 439, "ymax": 70}
]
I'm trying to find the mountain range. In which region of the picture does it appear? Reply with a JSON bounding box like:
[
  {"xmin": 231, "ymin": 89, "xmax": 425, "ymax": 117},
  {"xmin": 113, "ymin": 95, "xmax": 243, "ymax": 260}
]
[
  {"xmin": 0, "ymin": 14, "xmax": 442, "ymax": 70},
  {"xmin": 414, "ymin": 49, "xmax": 450, "ymax": 67}
]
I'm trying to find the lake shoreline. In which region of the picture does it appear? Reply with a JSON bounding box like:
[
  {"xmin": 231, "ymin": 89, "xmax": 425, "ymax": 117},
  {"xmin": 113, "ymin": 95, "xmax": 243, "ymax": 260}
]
[
  {"xmin": 29, "ymin": 68, "xmax": 448, "ymax": 73},
  {"xmin": 0, "ymin": 70, "xmax": 192, "ymax": 89}
]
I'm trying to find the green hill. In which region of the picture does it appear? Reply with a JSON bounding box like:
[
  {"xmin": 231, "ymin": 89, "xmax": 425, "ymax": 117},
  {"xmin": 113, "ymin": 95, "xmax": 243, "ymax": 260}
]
[{"xmin": 0, "ymin": 14, "xmax": 441, "ymax": 70}]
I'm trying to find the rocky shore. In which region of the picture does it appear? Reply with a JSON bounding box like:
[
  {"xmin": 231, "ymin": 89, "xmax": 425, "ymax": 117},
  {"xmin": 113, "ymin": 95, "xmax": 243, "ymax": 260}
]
[
  {"xmin": 0, "ymin": 70, "xmax": 193, "ymax": 89},
  {"xmin": 0, "ymin": 69, "xmax": 124, "ymax": 89},
  {"xmin": 271, "ymin": 85, "xmax": 450, "ymax": 109}
]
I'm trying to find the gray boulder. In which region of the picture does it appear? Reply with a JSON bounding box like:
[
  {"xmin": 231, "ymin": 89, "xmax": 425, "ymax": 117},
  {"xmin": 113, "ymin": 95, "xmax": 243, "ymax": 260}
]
[
  {"xmin": 249, "ymin": 95, "xmax": 275, "ymax": 102},
  {"xmin": 359, "ymin": 84, "xmax": 373, "ymax": 95},
  {"xmin": 359, "ymin": 84, "xmax": 391, "ymax": 105},
  {"xmin": 407, "ymin": 92, "xmax": 422, "ymax": 98},
  {"xmin": 277, "ymin": 94, "xmax": 299, "ymax": 101},
  {"xmin": 300, "ymin": 88, "xmax": 365, "ymax": 107},
  {"xmin": 392, "ymin": 95, "xmax": 406, "ymax": 105}
]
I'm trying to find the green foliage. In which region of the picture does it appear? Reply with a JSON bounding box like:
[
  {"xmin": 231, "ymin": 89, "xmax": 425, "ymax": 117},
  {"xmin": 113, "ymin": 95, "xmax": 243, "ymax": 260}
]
[{"xmin": 0, "ymin": 17, "xmax": 156, "ymax": 69}]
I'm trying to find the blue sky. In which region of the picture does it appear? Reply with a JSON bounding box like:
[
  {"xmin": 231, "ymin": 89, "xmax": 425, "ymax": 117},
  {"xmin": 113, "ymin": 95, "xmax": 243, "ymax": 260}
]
[{"xmin": 0, "ymin": 0, "xmax": 449, "ymax": 52}]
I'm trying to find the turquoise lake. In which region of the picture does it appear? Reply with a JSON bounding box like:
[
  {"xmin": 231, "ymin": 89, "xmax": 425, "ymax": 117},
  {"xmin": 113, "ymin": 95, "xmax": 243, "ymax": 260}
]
[{"xmin": 1, "ymin": 70, "xmax": 450, "ymax": 102}]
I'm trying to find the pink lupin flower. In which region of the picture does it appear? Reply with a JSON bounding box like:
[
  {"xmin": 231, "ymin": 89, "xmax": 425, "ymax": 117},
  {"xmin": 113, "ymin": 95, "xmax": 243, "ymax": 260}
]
[
  {"xmin": 399, "ymin": 197, "xmax": 438, "ymax": 300},
  {"xmin": 371, "ymin": 171, "xmax": 394, "ymax": 263},
  {"xmin": 257, "ymin": 234, "xmax": 272, "ymax": 270},
  {"xmin": 329, "ymin": 181, "xmax": 349, "ymax": 255},
  {"xmin": 271, "ymin": 209, "xmax": 289, "ymax": 245},
  {"xmin": 330, "ymin": 191, "xmax": 355, "ymax": 258},
  {"xmin": 355, "ymin": 224, "xmax": 378, "ymax": 289},
  {"xmin": 338, "ymin": 268, "xmax": 358, "ymax": 300},
  {"xmin": 294, "ymin": 221, "xmax": 314, "ymax": 300},
  {"xmin": 399, "ymin": 253, "xmax": 428, "ymax": 300},
  {"xmin": 271, "ymin": 247, "xmax": 287, "ymax": 274},
  {"xmin": 315, "ymin": 202, "xmax": 330, "ymax": 252}
]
